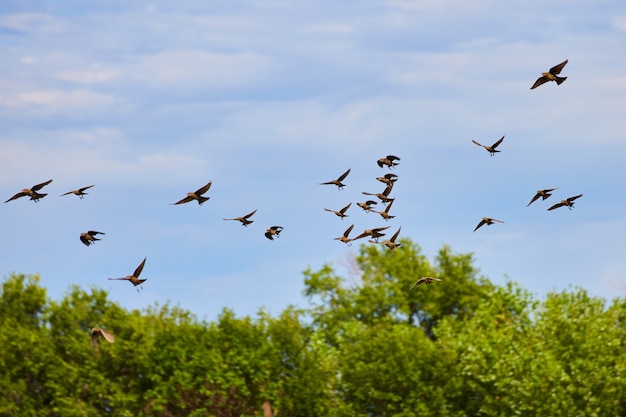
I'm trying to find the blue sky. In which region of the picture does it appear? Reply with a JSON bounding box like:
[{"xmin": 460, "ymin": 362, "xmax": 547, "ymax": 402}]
[{"xmin": 2, "ymin": 0, "xmax": 626, "ymax": 320}]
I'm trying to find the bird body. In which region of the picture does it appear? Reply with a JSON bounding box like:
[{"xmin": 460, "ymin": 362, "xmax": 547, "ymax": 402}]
[
  {"xmin": 320, "ymin": 168, "xmax": 351, "ymax": 190},
  {"xmin": 548, "ymin": 194, "xmax": 583, "ymax": 211},
  {"xmin": 376, "ymin": 173, "xmax": 398, "ymax": 187},
  {"xmin": 357, "ymin": 200, "xmax": 378, "ymax": 213},
  {"xmin": 352, "ymin": 226, "xmax": 391, "ymax": 242},
  {"xmin": 362, "ymin": 184, "xmax": 394, "ymax": 203},
  {"xmin": 265, "ymin": 226, "xmax": 284, "ymax": 240},
  {"xmin": 377, "ymin": 155, "xmax": 400, "ymax": 169},
  {"xmin": 376, "ymin": 198, "xmax": 395, "ymax": 220},
  {"xmin": 527, "ymin": 188, "xmax": 559, "ymax": 207},
  {"xmin": 381, "ymin": 227, "xmax": 401, "ymax": 250},
  {"xmin": 410, "ymin": 277, "xmax": 442, "ymax": 289},
  {"xmin": 172, "ymin": 181, "xmax": 212, "ymax": 205},
  {"xmin": 90, "ymin": 327, "xmax": 115, "ymax": 347},
  {"xmin": 472, "ymin": 136, "xmax": 504, "ymax": 156},
  {"xmin": 5, "ymin": 179, "xmax": 53, "ymax": 203},
  {"xmin": 108, "ymin": 257, "xmax": 147, "ymax": 291},
  {"xmin": 224, "ymin": 209, "xmax": 257, "ymax": 226},
  {"xmin": 324, "ymin": 202, "xmax": 351, "ymax": 220},
  {"xmin": 473, "ymin": 217, "xmax": 504, "ymax": 232},
  {"xmin": 334, "ymin": 224, "xmax": 355, "ymax": 246},
  {"xmin": 531, "ymin": 60, "xmax": 568, "ymax": 89},
  {"xmin": 60, "ymin": 185, "xmax": 94, "ymax": 199},
  {"xmin": 80, "ymin": 230, "xmax": 105, "ymax": 247}
]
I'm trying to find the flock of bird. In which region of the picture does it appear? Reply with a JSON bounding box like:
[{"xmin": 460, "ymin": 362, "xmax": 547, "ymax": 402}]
[{"xmin": 4, "ymin": 59, "xmax": 579, "ymax": 347}]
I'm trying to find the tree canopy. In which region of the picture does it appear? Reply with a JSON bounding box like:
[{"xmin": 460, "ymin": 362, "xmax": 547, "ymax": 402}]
[{"xmin": 2, "ymin": 239, "xmax": 626, "ymax": 416}]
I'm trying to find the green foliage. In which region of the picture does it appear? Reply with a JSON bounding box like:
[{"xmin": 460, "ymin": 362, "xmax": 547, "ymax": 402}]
[{"xmin": 1, "ymin": 239, "xmax": 626, "ymax": 416}]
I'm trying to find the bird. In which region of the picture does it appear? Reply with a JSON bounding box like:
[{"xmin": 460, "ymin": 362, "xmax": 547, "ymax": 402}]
[
  {"xmin": 4, "ymin": 179, "xmax": 53, "ymax": 203},
  {"xmin": 362, "ymin": 184, "xmax": 394, "ymax": 204},
  {"xmin": 527, "ymin": 188, "xmax": 559, "ymax": 207},
  {"xmin": 377, "ymin": 155, "xmax": 400, "ymax": 169},
  {"xmin": 319, "ymin": 168, "xmax": 351, "ymax": 190},
  {"xmin": 108, "ymin": 257, "xmax": 147, "ymax": 292},
  {"xmin": 410, "ymin": 277, "xmax": 442, "ymax": 289},
  {"xmin": 324, "ymin": 202, "xmax": 351, "ymax": 220},
  {"xmin": 90, "ymin": 327, "xmax": 115, "ymax": 348},
  {"xmin": 473, "ymin": 217, "xmax": 504, "ymax": 232},
  {"xmin": 265, "ymin": 226, "xmax": 284, "ymax": 240},
  {"xmin": 352, "ymin": 226, "xmax": 391, "ymax": 243},
  {"xmin": 80, "ymin": 230, "xmax": 105, "ymax": 247},
  {"xmin": 531, "ymin": 59, "xmax": 568, "ymax": 90},
  {"xmin": 548, "ymin": 194, "xmax": 583, "ymax": 211},
  {"xmin": 376, "ymin": 173, "xmax": 398, "ymax": 187},
  {"xmin": 472, "ymin": 136, "xmax": 505, "ymax": 156},
  {"xmin": 357, "ymin": 200, "xmax": 378, "ymax": 213},
  {"xmin": 334, "ymin": 224, "xmax": 355, "ymax": 246},
  {"xmin": 262, "ymin": 401, "xmax": 276, "ymax": 417},
  {"xmin": 171, "ymin": 181, "xmax": 212, "ymax": 205},
  {"xmin": 380, "ymin": 226, "xmax": 401, "ymax": 250},
  {"xmin": 60, "ymin": 185, "xmax": 94, "ymax": 199},
  {"xmin": 375, "ymin": 198, "xmax": 395, "ymax": 220},
  {"xmin": 223, "ymin": 209, "xmax": 257, "ymax": 227}
]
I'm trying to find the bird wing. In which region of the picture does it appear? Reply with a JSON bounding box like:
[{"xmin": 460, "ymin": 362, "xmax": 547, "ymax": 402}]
[
  {"xmin": 88, "ymin": 230, "xmax": 104, "ymax": 236},
  {"xmin": 352, "ymin": 231, "xmax": 369, "ymax": 241},
  {"xmin": 31, "ymin": 179, "xmax": 53, "ymax": 191},
  {"xmin": 79, "ymin": 185, "xmax": 95, "ymax": 192},
  {"xmin": 264, "ymin": 232, "xmax": 274, "ymax": 240},
  {"xmin": 340, "ymin": 202, "xmax": 351, "ymax": 214},
  {"xmin": 99, "ymin": 328, "xmax": 115, "ymax": 343},
  {"xmin": 133, "ymin": 258, "xmax": 147, "ymax": 278},
  {"xmin": 567, "ymin": 194, "xmax": 583, "ymax": 202},
  {"xmin": 243, "ymin": 209, "xmax": 257, "ymax": 219},
  {"xmin": 90, "ymin": 329, "xmax": 101, "ymax": 347},
  {"xmin": 547, "ymin": 202, "xmax": 563, "ymax": 211},
  {"xmin": 343, "ymin": 224, "xmax": 355, "ymax": 237},
  {"xmin": 384, "ymin": 198, "xmax": 394, "ymax": 213},
  {"xmin": 173, "ymin": 195, "xmax": 194, "ymax": 205},
  {"xmin": 491, "ymin": 136, "xmax": 505, "ymax": 149},
  {"xmin": 337, "ymin": 168, "xmax": 351, "ymax": 182},
  {"xmin": 4, "ymin": 192, "xmax": 28, "ymax": 203},
  {"xmin": 550, "ymin": 59, "xmax": 568, "ymax": 75},
  {"xmin": 195, "ymin": 181, "xmax": 213, "ymax": 195},
  {"xmin": 372, "ymin": 226, "xmax": 391, "ymax": 233},
  {"xmin": 80, "ymin": 234, "xmax": 91, "ymax": 246},
  {"xmin": 390, "ymin": 227, "xmax": 401, "ymax": 242},
  {"xmin": 471, "ymin": 139, "xmax": 484, "ymax": 148},
  {"xmin": 59, "ymin": 190, "xmax": 74, "ymax": 197},
  {"xmin": 387, "ymin": 155, "xmax": 400, "ymax": 161},
  {"xmin": 527, "ymin": 192, "xmax": 541, "ymax": 207},
  {"xmin": 531, "ymin": 76, "xmax": 550, "ymax": 89},
  {"xmin": 473, "ymin": 219, "xmax": 487, "ymax": 232}
]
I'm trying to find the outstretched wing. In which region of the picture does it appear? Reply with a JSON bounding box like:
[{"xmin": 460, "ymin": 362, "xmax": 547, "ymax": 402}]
[
  {"xmin": 337, "ymin": 168, "xmax": 351, "ymax": 182},
  {"xmin": 473, "ymin": 219, "xmax": 487, "ymax": 232},
  {"xmin": 531, "ymin": 76, "xmax": 550, "ymax": 89},
  {"xmin": 567, "ymin": 194, "xmax": 583, "ymax": 203},
  {"xmin": 243, "ymin": 209, "xmax": 257, "ymax": 219},
  {"xmin": 172, "ymin": 195, "xmax": 194, "ymax": 205},
  {"xmin": 549, "ymin": 59, "xmax": 568, "ymax": 75},
  {"xmin": 195, "ymin": 181, "xmax": 213, "ymax": 195},
  {"xmin": 31, "ymin": 179, "xmax": 53, "ymax": 191},
  {"xmin": 133, "ymin": 258, "xmax": 147, "ymax": 278},
  {"xmin": 4, "ymin": 191, "xmax": 28, "ymax": 203},
  {"xmin": 491, "ymin": 136, "xmax": 505, "ymax": 149}
]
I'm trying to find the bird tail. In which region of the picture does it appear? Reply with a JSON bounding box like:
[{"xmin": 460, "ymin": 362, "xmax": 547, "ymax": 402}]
[
  {"xmin": 198, "ymin": 196, "xmax": 210, "ymax": 205},
  {"xmin": 555, "ymin": 76, "xmax": 567, "ymax": 85}
]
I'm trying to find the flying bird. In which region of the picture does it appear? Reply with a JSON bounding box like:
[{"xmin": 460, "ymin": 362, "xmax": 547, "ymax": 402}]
[
  {"xmin": 362, "ymin": 184, "xmax": 394, "ymax": 204},
  {"xmin": 472, "ymin": 136, "xmax": 505, "ymax": 156},
  {"xmin": 376, "ymin": 173, "xmax": 398, "ymax": 187},
  {"xmin": 377, "ymin": 155, "xmax": 400, "ymax": 169},
  {"xmin": 172, "ymin": 181, "xmax": 212, "ymax": 205},
  {"xmin": 4, "ymin": 179, "xmax": 53, "ymax": 203},
  {"xmin": 410, "ymin": 277, "xmax": 442, "ymax": 289},
  {"xmin": 108, "ymin": 257, "xmax": 147, "ymax": 291},
  {"xmin": 319, "ymin": 168, "xmax": 351, "ymax": 190},
  {"xmin": 223, "ymin": 209, "xmax": 257, "ymax": 227},
  {"xmin": 527, "ymin": 188, "xmax": 559, "ymax": 207},
  {"xmin": 473, "ymin": 217, "xmax": 504, "ymax": 232},
  {"xmin": 80, "ymin": 230, "xmax": 105, "ymax": 247},
  {"xmin": 357, "ymin": 200, "xmax": 378, "ymax": 213},
  {"xmin": 324, "ymin": 202, "xmax": 351, "ymax": 220},
  {"xmin": 531, "ymin": 59, "xmax": 568, "ymax": 90},
  {"xmin": 265, "ymin": 226, "xmax": 284, "ymax": 240},
  {"xmin": 352, "ymin": 226, "xmax": 391, "ymax": 243},
  {"xmin": 90, "ymin": 327, "xmax": 115, "ymax": 348},
  {"xmin": 548, "ymin": 194, "xmax": 583, "ymax": 211},
  {"xmin": 375, "ymin": 198, "xmax": 396, "ymax": 220},
  {"xmin": 334, "ymin": 224, "xmax": 355, "ymax": 246},
  {"xmin": 380, "ymin": 226, "xmax": 402, "ymax": 250},
  {"xmin": 60, "ymin": 185, "xmax": 94, "ymax": 199}
]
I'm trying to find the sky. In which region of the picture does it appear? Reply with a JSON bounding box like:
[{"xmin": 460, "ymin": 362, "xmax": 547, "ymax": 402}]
[{"xmin": 1, "ymin": 0, "xmax": 626, "ymax": 321}]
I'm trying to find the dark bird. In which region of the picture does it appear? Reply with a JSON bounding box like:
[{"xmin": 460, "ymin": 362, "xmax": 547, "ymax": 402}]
[
  {"xmin": 90, "ymin": 327, "xmax": 115, "ymax": 348},
  {"xmin": 357, "ymin": 200, "xmax": 378, "ymax": 213},
  {"xmin": 108, "ymin": 257, "xmax": 147, "ymax": 292},
  {"xmin": 380, "ymin": 226, "xmax": 402, "ymax": 250},
  {"xmin": 527, "ymin": 188, "xmax": 559, "ymax": 207},
  {"xmin": 410, "ymin": 277, "xmax": 442, "ymax": 289},
  {"xmin": 4, "ymin": 179, "xmax": 53, "ymax": 203},
  {"xmin": 472, "ymin": 136, "xmax": 505, "ymax": 156},
  {"xmin": 377, "ymin": 155, "xmax": 400, "ymax": 169},
  {"xmin": 352, "ymin": 226, "xmax": 391, "ymax": 243},
  {"xmin": 265, "ymin": 226, "xmax": 284, "ymax": 240},
  {"xmin": 223, "ymin": 209, "xmax": 257, "ymax": 227},
  {"xmin": 376, "ymin": 173, "xmax": 398, "ymax": 187},
  {"xmin": 319, "ymin": 168, "xmax": 351, "ymax": 190},
  {"xmin": 334, "ymin": 224, "xmax": 355, "ymax": 246},
  {"xmin": 375, "ymin": 198, "xmax": 395, "ymax": 220},
  {"xmin": 531, "ymin": 59, "xmax": 568, "ymax": 90},
  {"xmin": 60, "ymin": 185, "xmax": 94, "ymax": 199},
  {"xmin": 548, "ymin": 194, "xmax": 583, "ymax": 211},
  {"xmin": 80, "ymin": 230, "xmax": 105, "ymax": 247},
  {"xmin": 324, "ymin": 202, "xmax": 351, "ymax": 220},
  {"xmin": 473, "ymin": 217, "xmax": 504, "ymax": 232},
  {"xmin": 362, "ymin": 184, "xmax": 394, "ymax": 204},
  {"xmin": 172, "ymin": 181, "xmax": 212, "ymax": 205}
]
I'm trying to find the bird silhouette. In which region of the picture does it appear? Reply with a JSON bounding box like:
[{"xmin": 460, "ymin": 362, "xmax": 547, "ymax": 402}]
[
  {"xmin": 319, "ymin": 168, "xmax": 351, "ymax": 190},
  {"xmin": 172, "ymin": 181, "xmax": 212, "ymax": 205},
  {"xmin": 376, "ymin": 173, "xmax": 398, "ymax": 187},
  {"xmin": 352, "ymin": 226, "xmax": 391, "ymax": 243},
  {"xmin": 265, "ymin": 226, "xmax": 284, "ymax": 240},
  {"xmin": 531, "ymin": 59, "xmax": 568, "ymax": 89},
  {"xmin": 357, "ymin": 200, "xmax": 378, "ymax": 213},
  {"xmin": 80, "ymin": 230, "xmax": 105, "ymax": 247},
  {"xmin": 223, "ymin": 209, "xmax": 257, "ymax": 226},
  {"xmin": 324, "ymin": 202, "xmax": 351, "ymax": 220},
  {"xmin": 108, "ymin": 257, "xmax": 147, "ymax": 292},
  {"xmin": 410, "ymin": 277, "xmax": 442, "ymax": 289},
  {"xmin": 60, "ymin": 185, "xmax": 94, "ymax": 199},
  {"xmin": 380, "ymin": 226, "xmax": 401, "ymax": 250},
  {"xmin": 334, "ymin": 224, "xmax": 355, "ymax": 246},
  {"xmin": 4, "ymin": 179, "xmax": 53, "ymax": 203},
  {"xmin": 375, "ymin": 198, "xmax": 396, "ymax": 220},
  {"xmin": 548, "ymin": 194, "xmax": 583, "ymax": 211},
  {"xmin": 90, "ymin": 327, "xmax": 115, "ymax": 348},
  {"xmin": 362, "ymin": 184, "xmax": 394, "ymax": 204},
  {"xmin": 527, "ymin": 188, "xmax": 559, "ymax": 207},
  {"xmin": 377, "ymin": 155, "xmax": 400, "ymax": 169},
  {"xmin": 473, "ymin": 217, "xmax": 504, "ymax": 232},
  {"xmin": 472, "ymin": 136, "xmax": 504, "ymax": 156}
]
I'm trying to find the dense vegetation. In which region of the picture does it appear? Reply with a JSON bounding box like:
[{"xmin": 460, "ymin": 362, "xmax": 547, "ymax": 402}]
[{"xmin": 2, "ymin": 239, "xmax": 626, "ymax": 416}]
